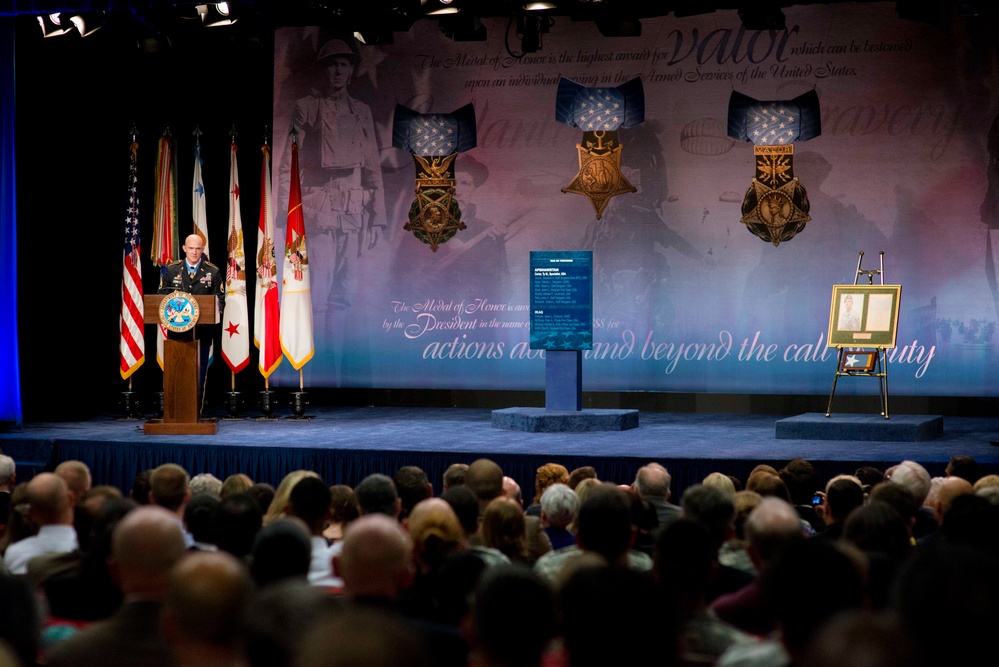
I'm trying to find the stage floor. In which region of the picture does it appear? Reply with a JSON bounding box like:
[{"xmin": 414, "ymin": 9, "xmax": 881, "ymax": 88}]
[{"xmin": 2, "ymin": 408, "xmax": 997, "ymax": 498}]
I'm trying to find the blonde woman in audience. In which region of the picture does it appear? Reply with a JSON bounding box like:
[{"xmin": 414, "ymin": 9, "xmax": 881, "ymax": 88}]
[
  {"xmin": 703, "ymin": 471, "xmax": 737, "ymax": 495},
  {"xmin": 220, "ymin": 473, "xmax": 254, "ymax": 499},
  {"xmin": 718, "ymin": 490, "xmax": 762, "ymax": 576},
  {"xmin": 263, "ymin": 470, "xmax": 321, "ymax": 526}
]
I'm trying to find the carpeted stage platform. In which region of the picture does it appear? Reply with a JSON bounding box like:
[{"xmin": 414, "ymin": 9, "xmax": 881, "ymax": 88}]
[{"xmin": 2, "ymin": 408, "xmax": 997, "ymax": 498}]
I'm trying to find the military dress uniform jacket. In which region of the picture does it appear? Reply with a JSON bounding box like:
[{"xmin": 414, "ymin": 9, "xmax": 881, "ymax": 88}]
[{"xmin": 158, "ymin": 260, "xmax": 225, "ymax": 336}]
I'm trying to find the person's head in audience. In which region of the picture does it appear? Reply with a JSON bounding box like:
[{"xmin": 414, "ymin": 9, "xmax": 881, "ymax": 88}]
[
  {"xmin": 189, "ymin": 473, "xmax": 223, "ymax": 499},
  {"xmin": 215, "ymin": 492, "xmax": 264, "ymax": 560},
  {"xmin": 532, "ymin": 463, "xmax": 569, "ymax": 506},
  {"xmin": 821, "ymin": 475, "xmax": 865, "ymax": 526},
  {"xmin": 184, "ymin": 493, "xmax": 220, "ymax": 549},
  {"xmin": 54, "ymin": 460, "xmax": 92, "ymax": 504},
  {"xmin": 26, "ymin": 471, "xmax": 74, "ymax": 529},
  {"xmin": 843, "ymin": 501, "xmax": 915, "ymax": 607},
  {"xmin": 249, "ymin": 518, "xmax": 312, "ymax": 588},
  {"xmin": 441, "ymin": 484, "xmax": 480, "ymax": 538},
  {"xmin": 161, "ymin": 550, "xmax": 252, "ymax": 667},
  {"xmin": 150, "ymin": 463, "xmax": 192, "ymax": 518},
  {"xmin": 242, "ymin": 579, "xmax": 342, "ymax": 667},
  {"xmin": 938, "ymin": 493, "xmax": 999, "ymax": 554},
  {"xmin": 574, "ymin": 483, "xmax": 635, "ymax": 566},
  {"xmin": 702, "ymin": 471, "xmax": 736, "ymax": 495},
  {"xmin": 801, "ymin": 609, "xmax": 917, "ymax": 667},
  {"xmin": 869, "ymin": 482, "xmax": 920, "ymax": 532},
  {"xmin": 763, "ymin": 538, "xmax": 865, "ymax": 660},
  {"xmin": 130, "ymin": 469, "xmax": 153, "ymax": 505},
  {"xmin": 246, "ymin": 482, "xmax": 276, "ymax": 516},
  {"xmin": 973, "ymin": 473, "xmax": 999, "ymax": 494},
  {"xmin": 744, "ymin": 496, "xmax": 806, "ymax": 574},
  {"xmin": 465, "ymin": 459, "xmax": 505, "ymax": 511},
  {"xmin": 885, "ymin": 461, "xmax": 931, "ymax": 506},
  {"xmin": 681, "ymin": 483, "xmax": 736, "ymax": 548},
  {"xmin": 567, "ymin": 466, "xmax": 597, "ymax": 490},
  {"xmin": 732, "ymin": 489, "xmax": 763, "ymax": 541},
  {"xmin": 354, "ymin": 473, "xmax": 401, "ymax": 518},
  {"xmin": 109, "ymin": 505, "xmax": 187, "ymax": 598},
  {"xmin": 327, "ymin": 484, "xmax": 358, "ymax": 540},
  {"xmin": 471, "ymin": 564, "xmax": 556, "ymax": 667},
  {"xmin": 653, "ymin": 518, "xmax": 716, "ymax": 617},
  {"xmin": 502, "ymin": 476, "xmax": 523, "ymax": 506},
  {"xmin": 393, "ymin": 465, "xmax": 432, "ymax": 521},
  {"xmin": 559, "ymin": 564, "xmax": 678, "ymax": 667},
  {"xmin": 633, "ymin": 462, "xmax": 672, "ymax": 503},
  {"xmin": 0, "ymin": 574, "xmax": 41, "ymax": 667},
  {"xmin": 334, "ymin": 513, "xmax": 414, "ymax": 600},
  {"xmin": 573, "ymin": 477, "xmax": 601, "ymax": 506},
  {"xmin": 293, "ymin": 605, "xmax": 431, "ymax": 667},
  {"xmin": 264, "ymin": 470, "xmax": 321, "ymax": 526},
  {"xmin": 540, "ymin": 483, "xmax": 578, "ymax": 530},
  {"xmin": 481, "ymin": 497, "xmax": 529, "ymax": 563},
  {"xmin": 0, "ymin": 454, "xmax": 15, "ymax": 493},
  {"xmin": 931, "ymin": 475, "xmax": 974, "ymax": 524},
  {"xmin": 946, "ymin": 454, "xmax": 982, "ymax": 485},
  {"xmin": 442, "ymin": 463, "xmax": 469, "ymax": 492},
  {"xmin": 287, "ymin": 475, "xmax": 332, "ymax": 536},
  {"xmin": 854, "ymin": 466, "xmax": 885, "ymax": 492},
  {"xmin": 746, "ymin": 469, "xmax": 792, "ymax": 502},
  {"xmin": 405, "ymin": 497, "xmax": 465, "ymax": 574},
  {"xmin": 220, "ymin": 473, "xmax": 254, "ymax": 499},
  {"xmin": 779, "ymin": 457, "xmax": 819, "ymax": 506},
  {"xmin": 73, "ymin": 485, "xmax": 123, "ymax": 554}
]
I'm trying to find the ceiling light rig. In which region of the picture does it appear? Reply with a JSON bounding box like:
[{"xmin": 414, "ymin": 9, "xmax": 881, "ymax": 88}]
[{"xmin": 37, "ymin": 14, "xmax": 74, "ymax": 38}]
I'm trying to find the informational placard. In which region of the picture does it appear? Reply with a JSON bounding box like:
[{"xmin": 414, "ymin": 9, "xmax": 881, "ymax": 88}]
[{"xmin": 530, "ymin": 251, "xmax": 593, "ymax": 350}]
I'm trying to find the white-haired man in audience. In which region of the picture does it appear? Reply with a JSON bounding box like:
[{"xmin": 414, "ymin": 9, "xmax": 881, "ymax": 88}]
[{"xmin": 539, "ymin": 483, "xmax": 578, "ymax": 551}]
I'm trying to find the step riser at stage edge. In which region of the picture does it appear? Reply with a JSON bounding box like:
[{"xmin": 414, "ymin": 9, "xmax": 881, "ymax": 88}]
[
  {"xmin": 491, "ymin": 408, "xmax": 639, "ymax": 433},
  {"xmin": 775, "ymin": 413, "xmax": 943, "ymax": 442}
]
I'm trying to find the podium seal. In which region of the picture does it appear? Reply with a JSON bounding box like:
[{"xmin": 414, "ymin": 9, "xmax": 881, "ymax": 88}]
[{"xmin": 159, "ymin": 291, "xmax": 200, "ymax": 333}]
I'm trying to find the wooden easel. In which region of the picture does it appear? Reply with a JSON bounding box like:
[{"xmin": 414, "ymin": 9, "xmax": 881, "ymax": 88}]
[{"xmin": 825, "ymin": 251, "xmax": 890, "ymax": 419}]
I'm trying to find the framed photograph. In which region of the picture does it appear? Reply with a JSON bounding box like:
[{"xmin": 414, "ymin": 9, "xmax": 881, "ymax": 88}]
[{"xmin": 827, "ymin": 285, "xmax": 902, "ymax": 348}]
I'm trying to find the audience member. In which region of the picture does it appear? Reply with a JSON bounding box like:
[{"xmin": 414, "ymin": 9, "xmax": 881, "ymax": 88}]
[
  {"xmin": 926, "ymin": 475, "xmax": 974, "ymax": 527},
  {"xmin": 249, "ymin": 518, "xmax": 312, "ymax": 589},
  {"xmin": 393, "ymin": 465, "xmax": 433, "ymax": 521},
  {"xmin": 710, "ymin": 496, "xmax": 805, "ymax": 636},
  {"xmin": 0, "ymin": 574, "xmax": 41, "ymax": 667},
  {"xmin": 539, "ymin": 483, "xmax": 577, "ymax": 551},
  {"xmin": 779, "ymin": 457, "xmax": 823, "ymax": 532},
  {"xmin": 0, "ymin": 455, "xmax": 14, "ymax": 533},
  {"xmin": 286, "ymin": 476, "xmax": 338, "ymax": 588},
  {"xmin": 480, "ymin": 498, "xmax": 530, "ymax": 565},
  {"xmin": 245, "ymin": 482, "xmax": 275, "ymax": 516},
  {"xmin": 149, "ymin": 464, "xmax": 194, "ymax": 547},
  {"xmin": 130, "ymin": 469, "xmax": 153, "ymax": 506},
  {"xmin": 854, "ymin": 465, "xmax": 885, "ymax": 491},
  {"xmin": 680, "ymin": 483, "xmax": 754, "ymax": 601},
  {"xmin": 293, "ymin": 605, "xmax": 433, "ymax": 667},
  {"xmin": 44, "ymin": 505, "xmax": 188, "ymax": 667},
  {"xmin": 242, "ymin": 580, "xmax": 341, "ymax": 667},
  {"xmin": 54, "ymin": 460, "xmax": 92, "ymax": 505},
  {"xmin": 161, "ymin": 550, "xmax": 252, "ymax": 667},
  {"xmin": 842, "ymin": 500, "xmax": 915, "ymax": 607},
  {"xmin": 188, "ymin": 473, "xmax": 223, "ymax": 499},
  {"xmin": 718, "ymin": 489, "xmax": 762, "ymax": 576},
  {"xmin": 214, "ymin": 493, "xmax": 263, "ymax": 561},
  {"xmin": 501, "ymin": 476, "xmax": 523, "ymax": 506},
  {"xmin": 441, "ymin": 463, "xmax": 468, "ymax": 493},
  {"xmin": 322, "ymin": 484, "xmax": 358, "ymax": 543},
  {"xmin": 566, "ymin": 466, "xmax": 597, "ymax": 490},
  {"xmin": 886, "ymin": 460, "xmax": 937, "ymax": 539},
  {"xmin": 527, "ymin": 463, "xmax": 569, "ymax": 517},
  {"xmin": 470, "ymin": 564, "xmax": 556, "ymax": 667},
  {"xmin": 633, "ymin": 462, "xmax": 681, "ymax": 529},
  {"xmin": 219, "ymin": 474, "xmax": 253, "ymax": 499},
  {"xmin": 816, "ymin": 474, "xmax": 865, "ymax": 542},
  {"xmin": 703, "ymin": 471, "xmax": 737, "ymax": 495},
  {"xmin": 3, "ymin": 472, "xmax": 78, "ymax": 575},
  {"xmin": 263, "ymin": 471, "xmax": 321, "ymax": 526},
  {"xmin": 945, "ymin": 454, "xmax": 982, "ymax": 485},
  {"xmin": 183, "ymin": 493, "xmax": 220, "ymax": 551},
  {"xmin": 801, "ymin": 609, "xmax": 917, "ymax": 667}
]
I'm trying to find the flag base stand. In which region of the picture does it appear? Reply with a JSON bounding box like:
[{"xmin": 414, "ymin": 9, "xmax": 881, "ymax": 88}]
[
  {"xmin": 117, "ymin": 390, "xmax": 144, "ymax": 420},
  {"xmin": 223, "ymin": 391, "xmax": 245, "ymax": 420},
  {"xmin": 156, "ymin": 391, "xmax": 165, "ymax": 419},
  {"xmin": 256, "ymin": 389, "xmax": 279, "ymax": 420},
  {"xmin": 287, "ymin": 390, "xmax": 312, "ymax": 420}
]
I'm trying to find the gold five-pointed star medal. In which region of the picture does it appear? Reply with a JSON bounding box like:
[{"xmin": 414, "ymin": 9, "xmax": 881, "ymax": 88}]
[{"xmin": 561, "ymin": 131, "xmax": 636, "ymax": 220}]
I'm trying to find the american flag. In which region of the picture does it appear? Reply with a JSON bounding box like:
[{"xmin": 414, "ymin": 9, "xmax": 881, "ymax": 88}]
[{"xmin": 119, "ymin": 140, "xmax": 145, "ymax": 379}]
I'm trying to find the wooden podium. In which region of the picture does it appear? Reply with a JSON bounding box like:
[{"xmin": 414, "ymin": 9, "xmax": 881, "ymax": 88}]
[{"xmin": 143, "ymin": 294, "xmax": 218, "ymax": 435}]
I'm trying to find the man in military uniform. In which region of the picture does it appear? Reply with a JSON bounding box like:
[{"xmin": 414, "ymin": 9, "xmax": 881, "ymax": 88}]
[
  {"xmin": 158, "ymin": 234, "xmax": 225, "ymax": 411},
  {"xmin": 283, "ymin": 37, "xmax": 386, "ymax": 315}
]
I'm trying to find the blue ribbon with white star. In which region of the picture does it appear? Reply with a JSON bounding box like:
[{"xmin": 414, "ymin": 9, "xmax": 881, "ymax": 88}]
[
  {"xmin": 727, "ymin": 89, "xmax": 821, "ymax": 145},
  {"xmin": 554, "ymin": 77, "xmax": 645, "ymax": 130},
  {"xmin": 392, "ymin": 103, "xmax": 477, "ymax": 156}
]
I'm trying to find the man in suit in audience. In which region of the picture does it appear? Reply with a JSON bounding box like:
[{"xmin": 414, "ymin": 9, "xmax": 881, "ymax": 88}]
[
  {"xmin": 45, "ymin": 505, "xmax": 188, "ymax": 667},
  {"xmin": 149, "ymin": 463, "xmax": 194, "ymax": 548},
  {"xmin": 3, "ymin": 472, "xmax": 77, "ymax": 575}
]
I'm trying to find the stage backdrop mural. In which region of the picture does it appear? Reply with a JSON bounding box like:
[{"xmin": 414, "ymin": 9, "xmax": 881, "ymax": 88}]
[{"xmin": 269, "ymin": 4, "xmax": 999, "ymax": 397}]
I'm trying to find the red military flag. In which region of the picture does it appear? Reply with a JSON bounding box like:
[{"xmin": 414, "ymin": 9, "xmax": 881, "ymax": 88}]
[
  {"xmin": 279, "ymin": 134, "xmax": 314, "ymax": 369},
  {"xmin": 222, "ymin": 137, "xmax": 250, "ymax": 373},
  {"xmin": 254, "ymin": 140, "xmax": 282, "ymax": 377},
  {"xmin": 151, "ymin": 130, "xmax": 179, "ymax": 369},
  {"xmin": 119, "ymin": 138, "xmax": 144, "ymax": 379}
]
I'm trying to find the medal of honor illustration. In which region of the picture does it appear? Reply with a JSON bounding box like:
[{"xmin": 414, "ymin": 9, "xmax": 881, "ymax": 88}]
[
  {"xmin": 393, "ymin": 103, "xmax": 477, "ymax": 252},
  {"xmin": 554, "ymin": 77, "xmax": 645, "ymax": 219},
  {"xmin": 159, "ymin": 291, "xmax": 200, "ymax": 333},
  {"xmin": 727, "ymin": 90, "xmax": 821, "ymax": 246}
]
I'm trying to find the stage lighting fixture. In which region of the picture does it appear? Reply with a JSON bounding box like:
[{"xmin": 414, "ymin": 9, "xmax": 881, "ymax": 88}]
[
  {"xmin": 439, "ymin": 14, "xmax": 487, "ymax": 41},
  {"xmin": 423, "ymin": 0, "xmax": 459, "ymax": 16},
  {"xmin": 517, "ymin": 13, "xmax": 552, "ymax": 53},
  {"xmin": 523, "ymin": 2, "xmax": 558, "ymax": 9},
  {"xmin": 37, "ymin": 14, "xmax": 74, "ymax": 38},
  {"xmin": 738, "ymin": 4, "xmax": 786, "ymax": 31},
  {"xmin": 68, "ymin": 11, "xmax": 105, "ymax": 37},
  {"xmin": 196, "ymin": 3, "xmax": 237, "ymax": 27}
]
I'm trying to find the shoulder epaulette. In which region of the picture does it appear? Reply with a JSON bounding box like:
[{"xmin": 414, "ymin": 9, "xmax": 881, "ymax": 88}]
[
  {"xmin": 203, "ymin": 260, "xmax": 219, "ymax": 270},
  {"xmin": 168, "ymin": 259, "xmax": 184, "ymax": 266}
]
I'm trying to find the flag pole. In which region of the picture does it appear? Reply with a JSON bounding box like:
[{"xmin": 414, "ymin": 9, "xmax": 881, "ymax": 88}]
[{"xmin": 119, "ymin": 124, "xmax": 145, "ymax": 420}]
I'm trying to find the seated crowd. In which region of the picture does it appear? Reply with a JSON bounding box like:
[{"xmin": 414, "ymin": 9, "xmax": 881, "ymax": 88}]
[{"xmin": 0, "ymin": 451, "xmax": 997, "ymax": 667}]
